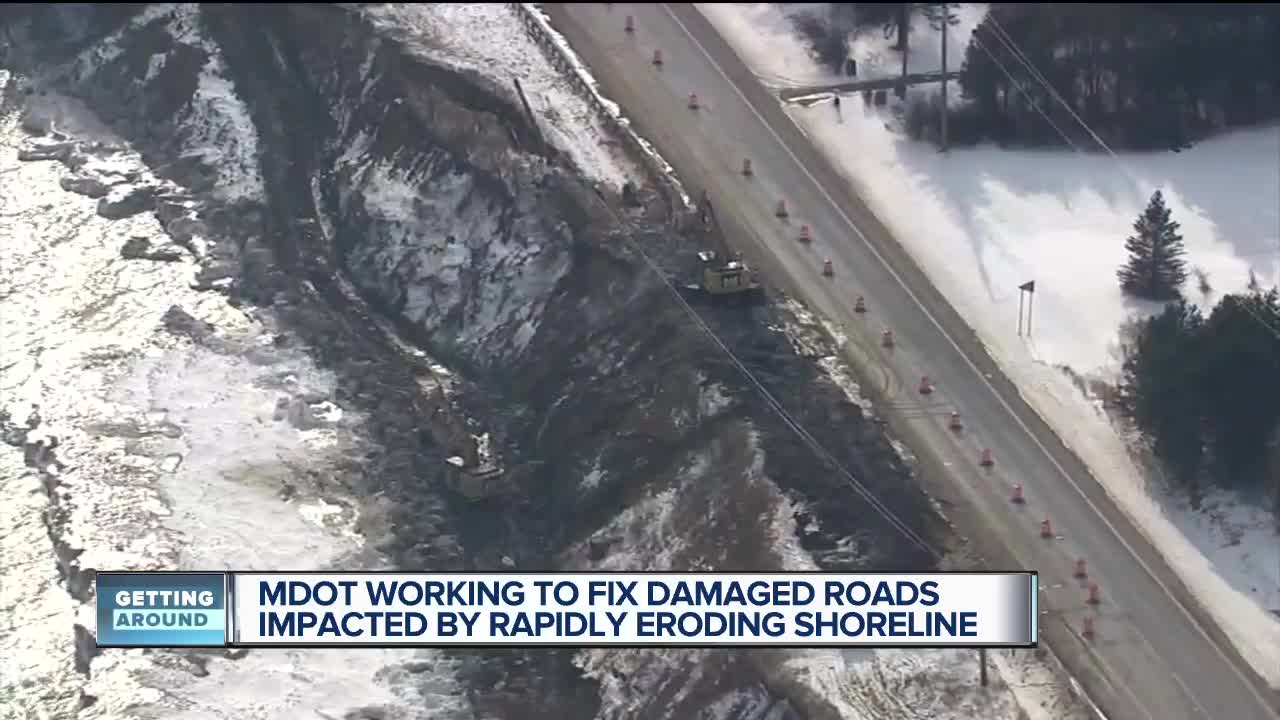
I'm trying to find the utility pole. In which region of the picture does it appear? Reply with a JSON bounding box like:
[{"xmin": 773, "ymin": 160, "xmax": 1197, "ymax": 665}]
[
  {"xmin": 940, "ymin": 2, "xmax": 948, "ymax": 152},
  {"xmin": 898, "ymin": 3, "xmax": 909, "ymax": 99}
]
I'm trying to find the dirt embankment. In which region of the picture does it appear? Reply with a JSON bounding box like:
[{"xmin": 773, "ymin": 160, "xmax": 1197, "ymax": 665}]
[{"xmin": 3, "ymin": 4, "xmax": 953, "ymax": 718}]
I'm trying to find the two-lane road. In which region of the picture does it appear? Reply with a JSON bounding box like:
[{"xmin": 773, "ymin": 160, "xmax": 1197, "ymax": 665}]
[{"xmin": 542, "ymin": 4, "xmax": 1280, "ymax": 720}]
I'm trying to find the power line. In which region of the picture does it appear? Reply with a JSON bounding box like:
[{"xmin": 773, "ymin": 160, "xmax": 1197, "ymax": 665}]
[
  {"xmin": 973, "ymin": 13, "xmax": 1280, "ymax": 342},
  {"xmin": 511, "ymin": 7, "xmax": 938, "ymax": 560},
  {"xmin": 586, "ymin": 191, "xmax": 938, "ymax": 560},
  {"xmin": 635, "ymin": 230, "xmax": 937, "ymax": 559},
  {"xmin": 985, "ymin": 14, "xmax": 1280, "ymax": 339},
  {"xmin": 984, "ymin": 15, "xmax": 1122, "ymax": 161},
  {"xmin": 966, "ymin": 32, "xmax": 1082, "ymax": 153}
]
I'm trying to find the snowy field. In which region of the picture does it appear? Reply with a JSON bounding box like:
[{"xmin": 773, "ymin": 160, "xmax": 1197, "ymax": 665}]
[{"xmin": 697, "ymin": 0, "xmax": 1280, "ymax": 688}]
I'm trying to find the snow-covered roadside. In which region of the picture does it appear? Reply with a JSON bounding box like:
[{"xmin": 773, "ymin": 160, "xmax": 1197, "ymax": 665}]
[
  {"xmin": 0, "ymin": 66, "xmax": 467, "ymax": 720},
  {"xmin": 355, "ymin": 2, "xmax": 646, "ymax": 194},
  {"xmin": 559, "ymin": 310, "xmax": 1088, "ymax": 720},
  {"xmin": 775, "ymin": 309, "xmax": 1089, "ymax": 720},
  {"xmin": 347, "ymin": 6, "xmax": 1090, "ymax": 715},
  {"xmin": 515, "ymin": 3, "xmax": 693, "ymax": 209},
  {"xmin": 696, "ymin": 1, "xmax": 1280, "ymax": 688}
]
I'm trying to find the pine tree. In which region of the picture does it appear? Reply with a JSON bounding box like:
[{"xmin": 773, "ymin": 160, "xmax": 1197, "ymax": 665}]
[
  {"xmin": 1121, "ymin": 289, "xmax": 1280, "ymax": 498},
  {"xmin": 1119, "ymin": 299, "xmax": 1205, "ymax": 494},
  {"xmin": 1117, "ymin": 190, "xmax": 1189, "ymax": 301},
  {"xmin": 1196, "ymin": 289, "xmax": 1280, "ymax": 489}
]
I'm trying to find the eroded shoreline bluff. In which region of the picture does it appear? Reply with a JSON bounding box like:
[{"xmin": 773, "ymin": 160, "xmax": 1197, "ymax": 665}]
[{"xmin": 0, "ymin": 3, "xmax": 1100, "ymax": 719}]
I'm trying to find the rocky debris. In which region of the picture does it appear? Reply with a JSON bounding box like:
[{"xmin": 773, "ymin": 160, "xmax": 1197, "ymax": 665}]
[
  {"xmin": 120, "ymin": 235, "xmax": 186, "ymax": 262},
  {"xmin": 403, "ymin": 660, "xmax": 440, "ymax": 675},
  {"xmin": 16, "ymin": 427, "xmax": 94, "ymax": 603},
  {"xmin": 620, "ymin": 181, "xmax": 641, "ymax": 208},
  {"xmin": 17, "ymin": 140, "xmax": 75, "ymax": 162},
  {"xmin": 97, "ymin": 184, "xmax": 157, "ymax": 219},
  {"xmin": 155, "ymin": 196, "xmax": 211, "ymax": 250},
  {"xmin": 158, "ymin": 153, "xmax": 220, "ymax": 194},
  {"xmin": 73, "ymin": 624, "xmax": 97, "ymax": 676},
  {"xmin": 185, "ymin": 653, "xmax": 211, "ymax": 678},
  {"xmin": 161, "ymin": 305, "xmax": 217, "ymax": 344},
  {"xmin": 162, "ymin": 214, "xmax": 207, "ymax": 248},
  {"xmin": 16, "ymin": 133, "xmax": 146, "ymax": 203},
  {"xmin": 0, "ymin": 6, "xmax": 950, "ymax": 718},
  {"xmin": 59, "ymin": 174, "xmax": 111, "ymax": 198},
  {"xmin": 1, "ymin": 416, "xmax": 30, "ymax": 447},
  {"xmin": 20, "ymin": 114, "xmax": 53, "ymax": 136},
  {"xmin": 23, "ymin": 434, "xmax": 60, "ymax": 471},
  {"xmin": 155, "ymin": 196, "xmax": 193, "ymax": 226},
  {"xmin": 189, "ymin": 269, "xmax": 236, "ymax": 292},
  {"xmin": 273, "ymin": 396, "xmax": 341, "ymax": 430},
  {"xmin": 83, "ymin": 418, "xmax": 184, "ymax": 440},
  {"xmin": 272, "ymin": 397, "xmax": 292, "ymax": 421}
]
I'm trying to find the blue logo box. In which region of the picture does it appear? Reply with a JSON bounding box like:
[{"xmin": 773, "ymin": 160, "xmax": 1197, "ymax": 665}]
[{"xmin": 96, "ymin": 572, "xmax": 229, "ymax": 648}]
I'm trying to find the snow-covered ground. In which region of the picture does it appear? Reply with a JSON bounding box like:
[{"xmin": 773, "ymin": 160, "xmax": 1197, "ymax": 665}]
[
  {"xmin": 564, "ymin": 428, "xmax": 1087, "ymax": 720},
  {"xmin": 337, "ymin": 148, "xmax": 575, "ymax": 361},
  {"xmin": 340, "ymin": 8, "xmax": 1090, "ymax": 716},
  {"xmin": 0, "ymin": 61, "xmax": 467, "ymax": 720},
  {"xmin": 2, "ymin": 3, "xmax": 1092, "ymax": 718},
  {"xmin": 67, "ymin": 4, "xmax": 265, "ymax": 201},
  {"xmin": 698, "ymin": 0, "xmax": 1280, "ymax": 688},
  {"xmin": 355, "ymin": 2, "xmax": 645, "ymax": 193}
]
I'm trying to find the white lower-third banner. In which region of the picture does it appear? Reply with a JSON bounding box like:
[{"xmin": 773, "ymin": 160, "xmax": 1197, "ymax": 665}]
[{"xmin": 228, "ymin": 572, "xmax": 1037, "ymax": 648}]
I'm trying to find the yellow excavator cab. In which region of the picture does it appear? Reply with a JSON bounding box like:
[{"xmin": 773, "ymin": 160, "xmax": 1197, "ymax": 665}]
[
  {"xmin": 443, "ymin": 456, "xmax": 512, "ymax": 501},
  {"xmin": 689, "ymin": 250, "xmax": 764, "ymax": 299}
]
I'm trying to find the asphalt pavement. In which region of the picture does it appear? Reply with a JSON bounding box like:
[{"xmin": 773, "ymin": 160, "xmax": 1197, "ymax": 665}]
[{"xmin": 542, "ymin": 4, "xmax": 1280, "ymax": 720}]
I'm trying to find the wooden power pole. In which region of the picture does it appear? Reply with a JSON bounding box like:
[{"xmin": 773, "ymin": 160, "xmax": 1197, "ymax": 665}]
[
  {"xmin": 898, "ymin": 3, "xmax": 910, "ymax": 98},
  {"xmin": 940, "ymin": 3, "xmax": 948, "ymax": 152}
]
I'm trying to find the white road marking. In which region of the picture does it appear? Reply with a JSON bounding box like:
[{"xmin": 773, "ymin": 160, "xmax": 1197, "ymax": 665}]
[{"xmin": 657, "ymin": 3, "xmax": 1276, "ymax": 715}]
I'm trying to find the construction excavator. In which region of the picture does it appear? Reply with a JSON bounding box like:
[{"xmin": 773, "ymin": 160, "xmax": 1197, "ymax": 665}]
[
  {"xmin": 681, "ymin": 250, "xmax": 766, "ymax": 304},
  {"xmin": 680, "ymin": 191, "xmax": 766, "ymax": 304}
]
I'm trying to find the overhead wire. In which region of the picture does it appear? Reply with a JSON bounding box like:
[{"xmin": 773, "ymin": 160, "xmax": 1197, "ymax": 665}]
[
  {"xmin": 988, "ymin": 15, "xmax": 1280, "ymax": 335},
  {"xmin": 971, "ymin": 11, "xmax": 1280, "ymax": 341},
  {"xmin": 582, "ymin": 187, "xmax": 938, "ymax": 560},
  {"xmin": 965, "ymin": 32, "xmax": 1083, "ymax": 153},
  {"xmin": 511, "ymin": 5, "xmax": 938, "ymax": 560},
  {"xmin": 984, "ymin": 15, "xmax": 1122, "ymax": 160}
]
